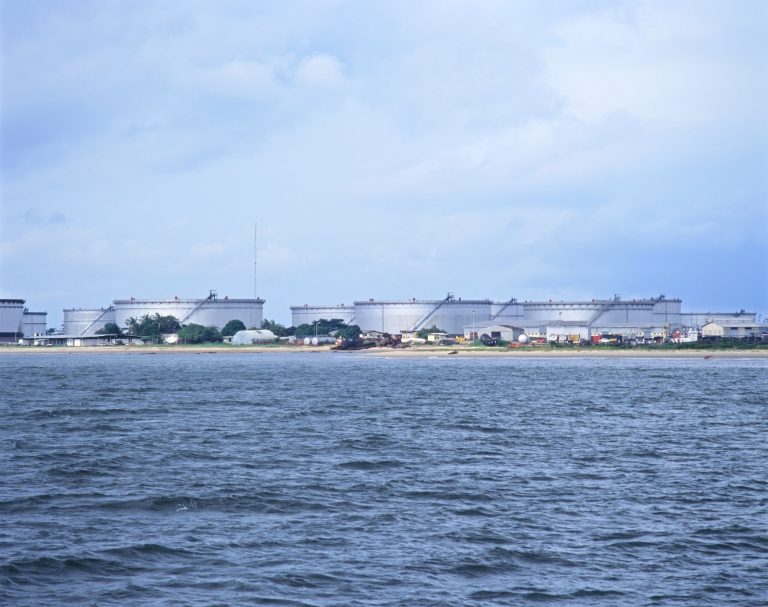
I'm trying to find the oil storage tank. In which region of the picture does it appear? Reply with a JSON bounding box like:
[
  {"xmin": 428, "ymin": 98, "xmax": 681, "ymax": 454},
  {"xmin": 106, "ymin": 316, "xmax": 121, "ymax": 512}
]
[
  {"xmin": 490, "ymin": 298, "xmax": 525, "ymax": 323},
  {"xmin": 290, "ymin": 304, "xmax": 356, "ymax": 327},
  {"xmin": 522, "ymin": 298, "xmax": 657, "ymax": 327},
  {"xmin": 63, "ymin": 307, "xmax": 117, "ymax": 336},
  {"xmin": 652, "ymin": 297, "xmax": 682, "ymax": 328},
  {"xmin": 353, "ymin": 295, "xmax": 492, "ymax": 335},
  {"xmin": 112, "ymin": 295, "xmax": 264, "ymax": 331}
]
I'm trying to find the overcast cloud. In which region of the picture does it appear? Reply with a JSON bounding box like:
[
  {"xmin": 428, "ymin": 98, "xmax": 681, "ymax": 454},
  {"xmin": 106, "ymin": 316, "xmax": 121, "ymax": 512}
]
[{"xmin": 1, "ymin": 0, "xmax": 766, "ymax": 326}]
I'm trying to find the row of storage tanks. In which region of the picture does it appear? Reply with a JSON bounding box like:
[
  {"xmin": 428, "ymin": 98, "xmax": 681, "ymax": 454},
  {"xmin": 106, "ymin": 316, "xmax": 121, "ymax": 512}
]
[
  {"xmin": 63, "ymin": 298, "xmax": 265, "ymax": 336},
  {"xmin": 291, "ymin": 297, "xmax": 684, "ymax": 336},
  {"xmin": 0, "ymin": 299, "xmax": 47, "ymax": 339},
  {"xmin": 59, "ymin": 294, "xmax": 690, "ymax": 338}
]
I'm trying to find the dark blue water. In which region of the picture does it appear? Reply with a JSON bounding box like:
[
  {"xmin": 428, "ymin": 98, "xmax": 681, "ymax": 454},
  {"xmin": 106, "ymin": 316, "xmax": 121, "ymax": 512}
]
[{"xmin": 1, "ymin": 353, "xmax": 766, "ymax": 606}]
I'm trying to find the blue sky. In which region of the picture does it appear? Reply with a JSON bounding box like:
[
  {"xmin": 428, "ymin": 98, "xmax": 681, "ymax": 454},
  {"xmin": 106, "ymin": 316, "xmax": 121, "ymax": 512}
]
[{"xmin": 2, "ymin": 0, "xmax": 766, "ymax": 326}]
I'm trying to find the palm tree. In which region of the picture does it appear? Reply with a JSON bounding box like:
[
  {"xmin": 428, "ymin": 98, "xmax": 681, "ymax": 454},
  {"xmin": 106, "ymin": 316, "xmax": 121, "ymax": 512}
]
[{"xmin": 125, "ymin": 317, "xmax": 140, "ymax": 335}]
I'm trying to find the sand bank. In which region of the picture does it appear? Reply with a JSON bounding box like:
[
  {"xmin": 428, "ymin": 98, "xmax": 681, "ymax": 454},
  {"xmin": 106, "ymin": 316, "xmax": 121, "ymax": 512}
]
[{"xmin": 1, "ymin": 345, "xmax": 767, "ymax": 358}]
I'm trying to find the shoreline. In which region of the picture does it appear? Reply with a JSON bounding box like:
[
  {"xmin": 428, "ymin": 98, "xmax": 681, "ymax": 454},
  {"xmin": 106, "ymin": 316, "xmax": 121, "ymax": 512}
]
[{"xmin": 1, "ymin": 345, "xmax": 767, "ymax": 358}]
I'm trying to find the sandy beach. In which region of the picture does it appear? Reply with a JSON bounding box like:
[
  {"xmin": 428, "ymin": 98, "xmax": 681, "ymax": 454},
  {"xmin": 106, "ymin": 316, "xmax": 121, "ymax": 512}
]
[{"xmin": 1, "ymin": 345, "xmax": 767, "ymax": 358}]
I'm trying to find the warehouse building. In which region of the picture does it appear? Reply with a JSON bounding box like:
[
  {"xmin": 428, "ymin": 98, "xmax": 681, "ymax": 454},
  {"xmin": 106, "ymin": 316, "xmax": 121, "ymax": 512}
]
[
  {"xmin": 701, "ymin": 319, "xmax": 768, "ymax": 339},
  {"xmin": 681, "ymin": 310, "xmax": 759, "ymax": 328}
]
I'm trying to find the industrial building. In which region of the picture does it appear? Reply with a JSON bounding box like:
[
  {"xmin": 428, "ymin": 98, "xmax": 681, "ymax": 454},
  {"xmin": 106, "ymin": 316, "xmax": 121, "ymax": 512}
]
[
  {"xmin": 700, "ymin": 319, "xmax": 767, "ymax": 339},
  {"xmin": 680, "ymin": 310, "xmax": 758, "ymax": 328},
  {"xmin": 465, "ymin": 324, "xmax": 524, "ymax": 342},
  {"xmin": 0, "ymin": 299, "xmax": 47, "ymax": 341},
  {"xmin": 62, "ymin": 292, "xmax": 264, "ymax": 336},
  {"xmin": 21, "ymin": 334, "xmax": 143, "ymax": 347}
]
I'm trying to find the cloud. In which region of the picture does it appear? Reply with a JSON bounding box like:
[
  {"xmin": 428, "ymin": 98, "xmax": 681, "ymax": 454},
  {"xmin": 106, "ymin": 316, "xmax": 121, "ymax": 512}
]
[
  {"xmin": 199, "ymin": 59, "xmax": 280, "ymax": 98},
  {"xmin": 541, "ymin": 2, "xmax": 766, "ymax": 126},
  {"xmin": 294, "ymin": 53, "xmax": 346, "ymax": 87},
  {"xmin": 8, "ymin": 209, "xmax": 68, "ymax": 225},
  {"xmin": 1, "ymin": 1, "xmax": 766, "ymax": 324}
]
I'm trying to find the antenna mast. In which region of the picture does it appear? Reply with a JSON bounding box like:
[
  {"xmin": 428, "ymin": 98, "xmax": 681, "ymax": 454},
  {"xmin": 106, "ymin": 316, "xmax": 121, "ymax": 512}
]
[{"xmin": 253, "ymin": 222, "xmax": 258, "ymax": 300}]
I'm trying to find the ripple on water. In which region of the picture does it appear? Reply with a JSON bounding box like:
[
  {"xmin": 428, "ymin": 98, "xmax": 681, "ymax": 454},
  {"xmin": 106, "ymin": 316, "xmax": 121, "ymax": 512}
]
[{"xmin": 1, "ymin": 354, "xmax": 766, "ymax": 607}]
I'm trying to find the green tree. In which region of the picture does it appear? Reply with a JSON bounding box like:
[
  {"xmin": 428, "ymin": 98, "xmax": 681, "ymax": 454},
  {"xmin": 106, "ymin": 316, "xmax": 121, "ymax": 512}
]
[
  {"xmin": 261, "ymin": 318, "xmax": 290, "ymax": 336},
  {"xmin": 178, "ymin": 324, "xmax": 222, "ymax": 344},
  {"xmin": 203, "ymin": 326, "xmax": 222, "ymax": 342},
  {"xmin": 336, "ymin": 324, "xmax": 361, "ymax": 340},
  {"xmin": 128, "ymin": 314, "xmax": 181, "ymax": 342},
  {"xmin": 125, "ymin": 317, "xmax": 141, "ymax": 335},
  {"xmin": 294, "ymin": 318, "xmax": 348, "ymax": 337},
  {"xmin": 96, "ymin": 322, "xmax": 123, "ymax": 335},
  {"xmin": 221, "ymin": 319, "xmax": 246, "ymax": 337},
  {"xmin": 416, "ymin": 325, "xmax": 446, "ymax": 339}
]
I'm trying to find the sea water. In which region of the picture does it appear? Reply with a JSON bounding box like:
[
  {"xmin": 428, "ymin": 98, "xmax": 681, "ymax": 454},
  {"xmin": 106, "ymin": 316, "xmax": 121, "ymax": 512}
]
[{"xmin": 1, "ymin": 353, "xmax": 766, "ymax": 606}]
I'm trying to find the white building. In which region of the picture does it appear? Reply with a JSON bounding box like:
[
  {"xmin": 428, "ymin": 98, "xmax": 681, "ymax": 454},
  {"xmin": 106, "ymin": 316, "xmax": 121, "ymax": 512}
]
[
  {"xmin": 231, "ymin": 329, "xmax": 277, "ymax": 344},
  {"xmin": 464, "ymin": 324, "xmax": 524, "ymax": 342},
  {"xmin": 701, "ymin": 320, "xmax": 767, "ymax": 339}
]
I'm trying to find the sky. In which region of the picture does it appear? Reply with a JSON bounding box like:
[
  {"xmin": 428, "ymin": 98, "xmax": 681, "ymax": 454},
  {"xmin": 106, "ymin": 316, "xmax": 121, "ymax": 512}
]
[{"xmin": 1, "ymin": 0, "xmax": 767, "ymax": 327}]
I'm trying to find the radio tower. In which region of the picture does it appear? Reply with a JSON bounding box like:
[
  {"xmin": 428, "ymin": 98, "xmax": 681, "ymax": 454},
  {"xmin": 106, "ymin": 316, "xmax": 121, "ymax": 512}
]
[{"xmin": 253, "ymin": 222, "xmax": 258, "ymax": 300}]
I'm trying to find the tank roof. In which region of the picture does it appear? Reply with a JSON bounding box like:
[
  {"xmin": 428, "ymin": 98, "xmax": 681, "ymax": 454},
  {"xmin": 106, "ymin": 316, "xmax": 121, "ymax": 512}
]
[
  {"xmin": 290, "ymin": 304, "xmax": 353, "ymax": 310},
  {"xmin": 519, "ymin": 298, "xmax": 680, "ymax": 305},
  {"xmin": 63, "ymin": 307, "xmax": 113, "ymax": 312},
  {"xmin": 1, "ymin": 299, "xmax": 25, "ymax": 304},
  {"xmin": 353, "ymin": 299, "xmax": 493, "ymax": 305},
  {"xmin": 113, "ymin": 298, "xmax": 265, "ymax": 304}
]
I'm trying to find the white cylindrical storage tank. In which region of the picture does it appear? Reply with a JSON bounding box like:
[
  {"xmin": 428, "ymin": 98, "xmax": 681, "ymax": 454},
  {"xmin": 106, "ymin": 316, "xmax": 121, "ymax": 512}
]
[
  {"xmin": 113, "ymin": 298, "xmax": 265, "ymax": 330},
  {"xmin": 290, "ymin": 304, "xmax": 356, "ymax": 327},
  {"xmin": 353, "ymin": 298, "xmax": 493, "ymax": 335},
  {"xmin": 524, "ymin": 301, "xmax": 606, "ymax": 324},
  {"xmin": 353, "ymin": 300, "xmax": 430, "ymax": 333},
  {"xmin": 430, "ymin": 300, "xmax": 493, "ymax": 335},
  {"xmin": 652, "ymin": 298, "xmax": 682, "ymax": 328},
  {"xmin": 491, "ymin": 301, "xmax": 525, "ymax": 322},
  {"xmin": 522, "ymin": 300, "xmax": 656, "ymax": 326},
  {"xmin": 63, "ymin": 307, "xmax": 116, "ymax": 336}
]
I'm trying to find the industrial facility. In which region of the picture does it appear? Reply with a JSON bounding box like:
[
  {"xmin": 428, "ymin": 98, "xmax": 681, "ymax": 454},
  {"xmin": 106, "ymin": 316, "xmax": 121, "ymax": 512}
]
[
  {"xmin": 6, "ymin": 289, "xmax": 764, "ymax": 345},
  {"xmin": 0, "ymin": 299, "xmax": 47, "ymax": 342},
  {"xmin": 61, "ymin": 292, "xmax": 264, "ymax": 336},
  {"xmin": 289, "ymin": 294, "xmax": 766, "ymax": 341}
]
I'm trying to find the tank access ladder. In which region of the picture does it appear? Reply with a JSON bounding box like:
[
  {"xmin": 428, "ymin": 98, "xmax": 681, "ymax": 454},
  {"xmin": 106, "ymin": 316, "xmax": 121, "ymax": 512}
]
[
  {"xmin": 178, "ymin": 299, "xmax": 209, "ymax": 326},
  {"xmin": 81, "ymin": 306, "xmax": 115, "ymax": 336},
  {"xmin": 409, "ymin": 293, "xmax": 454, "ymax": 332},
  {"xmin": 489, "ymin": 297, "xmax": 520, "ymax": 321},
  {"xmin": 586, "ymin": 301, "xmax": 614, "ymax": 328}
]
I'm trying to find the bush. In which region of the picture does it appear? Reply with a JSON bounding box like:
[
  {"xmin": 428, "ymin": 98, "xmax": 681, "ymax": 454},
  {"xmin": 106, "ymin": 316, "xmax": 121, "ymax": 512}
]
[
  {"xmin": 96, "ymin": 322, "xmax": 123, "ymax": 336},
  {"xmin": 221, "ymin": 319, "xmax": 246, "ymax": 337},
  {"xmin": 179, "ymin": 324, "xmax": 222, "ymax": 344}
]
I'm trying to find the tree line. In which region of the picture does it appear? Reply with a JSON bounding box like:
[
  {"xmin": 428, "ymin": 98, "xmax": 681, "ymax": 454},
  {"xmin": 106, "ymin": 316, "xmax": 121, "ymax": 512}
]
[{"xmin": 97, "ymin": 314, "xmax": 362, "ymax": 344}]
